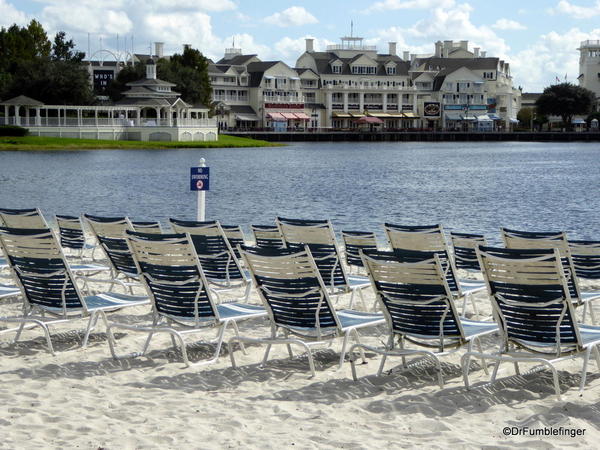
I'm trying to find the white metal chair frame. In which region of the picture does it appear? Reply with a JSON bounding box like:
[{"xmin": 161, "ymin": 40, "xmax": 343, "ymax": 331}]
[
  {"xmin": 461, "ymin": 248, "xmax": 600, "ymax": 399},
  {"xmin": 106, "ymin": 232, "xmax": 266, "ymax": 367},
  {"xmin": 349, "ymin": 252, "xmax": 497, "ymax": 385},
  {"xmin": 228, "ymin": 246, "xmax": 385, "ymax": 376}
]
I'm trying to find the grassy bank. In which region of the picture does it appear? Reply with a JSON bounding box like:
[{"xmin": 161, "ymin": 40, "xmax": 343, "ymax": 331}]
[{"xmin": 0, "ymin": 134, "xmax": 279, "ymax": 151}]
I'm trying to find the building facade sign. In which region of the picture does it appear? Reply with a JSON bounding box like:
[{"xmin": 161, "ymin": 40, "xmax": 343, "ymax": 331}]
[{"xmin": 423, "ymin": 102, "xmax": 441, "ymax": 117}]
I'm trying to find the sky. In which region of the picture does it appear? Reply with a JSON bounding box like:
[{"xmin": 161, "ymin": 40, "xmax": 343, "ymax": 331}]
[{"xmin": 2, "ymin": 0, "xmax": 600, "ymax": 92}]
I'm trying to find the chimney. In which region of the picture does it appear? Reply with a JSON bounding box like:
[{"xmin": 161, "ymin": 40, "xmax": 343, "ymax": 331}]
[
  {"xmin": 146, "ymin": 59, "xmax": 156, "ymax": 80},
  {"xmin": 460, "ymin": 40, "xmax": 468, "ymax": 51},
  {"xmin": 435, "ymin": 41, "xmax": 443, "ymax": 58},
  {"xmin": 388, "ymin": 42, "xmax": 397, "ymax": 55},
  {"xmin": 403, "ymin": 51, "xmax": 410, "ymax": 61},
  {"xmin": 474, "ymin": 47, "xmax": 480, "ymax": 58},
  {"xmin": 305, "ymin": 38, "xmax": 314, "ymax": 52},
  {"xmin": 154, "ymin": 42, "xmax": 164, "ymax": 58}
]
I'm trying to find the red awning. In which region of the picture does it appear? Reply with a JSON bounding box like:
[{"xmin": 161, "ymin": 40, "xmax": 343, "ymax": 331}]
[
  {"xmin": 293, "ymin": 112, "xmax": 310, "ymax": 120},
  {"xmin": 281, "ymin": 112, "xmax": 297, "ymax": 119},
  {"xmin": 356, "ymin": 116, "xmax": 384, "ymax": 124},
  {"xmin": 266, "ymin": 112, "xmax": 286, "ymax": 121}
]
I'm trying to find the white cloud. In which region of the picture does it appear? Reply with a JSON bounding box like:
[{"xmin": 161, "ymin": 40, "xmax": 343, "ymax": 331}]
[
  {"xmin": 0, "ymin": 0, "xmax": 29, "ymax": 27},
  {"xmin": 263, "ymin": 6, "xmax": 318, "ymax": 27},
  {"xmin": 363, "ymin": 0, "xmax": 455, "ymax": 13},
  {"xmin": 550, "ymin": 0, "xmax": 600, "ymax": 19},
  {"xmin": 510, "ymin": 28, "xmax": 600, "ymax": 91},
  {"xmin": 492, "ymin": 19, "xmax": 526, "ymax": 30},
  {"xmin": 41, "ymin": 2, "xmax": 133, "ymax": 35}
]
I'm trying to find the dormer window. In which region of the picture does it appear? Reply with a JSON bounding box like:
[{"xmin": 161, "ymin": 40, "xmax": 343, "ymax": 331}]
[{"xmin": 351, "ymin": 65, "xmax": 376, "ymax": 75}]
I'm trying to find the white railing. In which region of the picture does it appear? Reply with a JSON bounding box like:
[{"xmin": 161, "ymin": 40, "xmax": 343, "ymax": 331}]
[{"xmin": 3, "ymin": 117, "xmax": 216, "ymax": 128}]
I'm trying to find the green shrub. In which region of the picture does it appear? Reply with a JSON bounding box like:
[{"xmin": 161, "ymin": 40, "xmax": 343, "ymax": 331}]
[{"xmin": 0, "ymin": 125, "xmax": 29, "ymax": 137}]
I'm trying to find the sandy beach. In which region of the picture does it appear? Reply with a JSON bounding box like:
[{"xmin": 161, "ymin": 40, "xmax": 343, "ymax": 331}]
[{"xmin": 2, "ymin": 267, "xmax": 600, "ymax": 450}]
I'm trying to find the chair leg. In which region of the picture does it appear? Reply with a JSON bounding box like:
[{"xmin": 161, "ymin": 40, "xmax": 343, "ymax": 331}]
[
  {"xmin": 352, "ymin": 328, "xmax": 366, "ymax": 364},
  {"xmin": 594, "ymin": 346, "xmax": 600, "ymax": 370},
  {"xmin": 475, "ymin": 337, "xmax": 489, "ymax": 375},
  {"xmin": 231, "ymin": 320, "xmax": 247, "ymax": 355},
  {"xmin": 338, "ymin": 332, "xmax": 351, "ymax": 369},
  {"xmin": 579, "ymin": 347, "xmax": 593, "ymax": 393},
  {"xmin": 81, "ymin": 312, "xmax": 100, "ymax": 348}
]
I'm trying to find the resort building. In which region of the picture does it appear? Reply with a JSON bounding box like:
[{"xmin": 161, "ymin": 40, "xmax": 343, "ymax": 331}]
[
  {"xmin": 209, "ymin": 37, "xmax": 521, "ymax": 131},
  {"xmin": 1, "ymin": 59, "xmax": 217, "ymax": 142},
  {"xmin": 578, "ymin": 40, "xmax": 600, "ymax": 111},
  {"xmin": 209, "ymin": 48, "xmax": 310, "ymax": 131}
]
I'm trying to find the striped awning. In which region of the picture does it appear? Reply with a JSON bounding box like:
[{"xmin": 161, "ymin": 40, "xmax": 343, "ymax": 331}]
[
  {"xmin": 267, "ymin": 112, "xmax": 286, "ymax": 121},
  {"xmin": 293, "ymin": 112, "xmax": 310, "ymax": 120}
]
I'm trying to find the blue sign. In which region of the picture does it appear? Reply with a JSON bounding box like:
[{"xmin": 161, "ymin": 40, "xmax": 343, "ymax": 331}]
[{"xmin": 190, "ymin": 167, "xmax": 210, "ymax": 191}]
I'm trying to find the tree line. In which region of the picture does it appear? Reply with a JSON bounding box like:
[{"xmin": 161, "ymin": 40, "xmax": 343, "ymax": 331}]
[{"xmin": 0, "ymin": 20, "xmax": 212, "ymax": 108}]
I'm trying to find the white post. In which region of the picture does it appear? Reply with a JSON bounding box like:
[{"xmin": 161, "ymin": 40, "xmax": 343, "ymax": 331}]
[{"xmin": 197, "ymin": 158, "xmax": 206, "ymax": 221}]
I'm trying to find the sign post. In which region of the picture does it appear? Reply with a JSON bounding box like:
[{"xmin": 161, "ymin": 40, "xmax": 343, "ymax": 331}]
[{"xmin": 190, "ymin": 158, "xmax": 209, "ymax": 221}]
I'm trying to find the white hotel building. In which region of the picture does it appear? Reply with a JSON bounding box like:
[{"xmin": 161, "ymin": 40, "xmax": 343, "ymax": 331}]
[{"xmin": 210, "ymin": 37, "xmax": 521, "ymax": 131}]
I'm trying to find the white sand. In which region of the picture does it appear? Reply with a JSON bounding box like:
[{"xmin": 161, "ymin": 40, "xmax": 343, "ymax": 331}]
[{"xmin": 1, "ymin": 270, "xmax": 600, "ymax": 449}]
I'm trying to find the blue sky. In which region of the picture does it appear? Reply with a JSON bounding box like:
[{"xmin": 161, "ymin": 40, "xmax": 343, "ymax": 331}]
[{"xmin": 3, "ymin": 0, "xmax": 600, "ymax": 91}]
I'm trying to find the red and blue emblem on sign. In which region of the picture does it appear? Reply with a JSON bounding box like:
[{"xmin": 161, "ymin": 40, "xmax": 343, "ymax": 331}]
[{"xmin": 190, "ymin": 167, "xmax": 210, "ymax": 191}]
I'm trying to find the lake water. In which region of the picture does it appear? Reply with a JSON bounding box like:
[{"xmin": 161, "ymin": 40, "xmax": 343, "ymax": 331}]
[{"xmin": 1, "ymin": 141, "xmax": 599, "ymax": 244}]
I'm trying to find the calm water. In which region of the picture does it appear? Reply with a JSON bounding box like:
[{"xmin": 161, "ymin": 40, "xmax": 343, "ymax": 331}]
[{"xmin": 1, "ymin": 141, "xmax": 599, "ymax": 243}]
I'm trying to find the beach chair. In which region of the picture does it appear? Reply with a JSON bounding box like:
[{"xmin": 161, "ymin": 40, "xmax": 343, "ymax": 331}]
[
  {"xmin": 341, "ymin": 230, "xmax": 378, "ymax": 274},
  {"xmin": 169, "ymin": 219, "xmax": 252, "ymax": 301},
  {"xmin": 131, "ymin": 220, "xmax": 163, "ymax": 234},
  {"xmin": 228, "ymin": 245, "xmax": 385, "ymax": 374},
  {"xmin": 276, "ymin": 217, "xmax": 371, "ymax": 310},
  {"xmin": 501, "ymin": 228, "xmax": 600, "ymax": 323},
  {"xmin": 450, "ymin": 232, "xmax": 487, "ymax": 272},
  {"xmin": 0, "ymin": 227, "xmax": 148, "ymax": 352},
  {"xmin": 107, "ymin": 231, "xmax": 266, "ymax": 367},
  {"xmin": 83, "ymin": 214, "xmax": 141, "ymax": 292},
  {"xmin": 384, "ymin": 223, "xmax": 486, "ymax": 317},
  {"xmin": 251, "ymin": 224, "xmax": 285, "ymax": 249},
  {"xmin": 462, "ymin": 246, "xmax": 600, "ymax": 398},
  {"xmin": 221, "ymin": 224, "xmax": 246, "ymax": 259},
  {"xmin": 348, "ymin": 249, "xmax": 497, "ymax": 384},
  {"xmin": 55, "ymin": 215, "xmax": 98, "ymax": 259},
  {"xmin": 0, "ymin": 208, "xmax": 48, "ymax": 228}
]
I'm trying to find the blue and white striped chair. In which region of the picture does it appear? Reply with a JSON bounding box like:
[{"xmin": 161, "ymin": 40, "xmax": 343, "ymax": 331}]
[
  {"xmin": 0, "ymin": 207, "xmax": 48, "ymax": 228},
  {"xmin": 228, "ymin": 245, "xmax": 385, "ymax": 375},
  {"xmin": 463, "ymin": 246, "xmax": 600, "ymax": 399},
  {"xmin": 251, "ymin": 224, "xmax": 285, "ymax": 249},
  {"xmin": 169, "ymin": 219, "xmax": 252, "ymax": 301},
  {"xmin": 276, "ymin": 217, "xmax": 372, "ymax": 310},
  {"xmin": 106, "ymin": 231, "xmax": 266, "ymax": 367},
  {"xmin": 384, "ymin": 223, "xmax": 487, "ymax": 317},
  {"xmin": 0, "ymin": 226, "xmax": 149, "ymax": 353},
  {"xmin": 502, "ymin": 228, "xmax": 600, "ymax": 324},
  {"xmin": 348, "ymin": 249, "xmax": 497, "ymax": 385}
]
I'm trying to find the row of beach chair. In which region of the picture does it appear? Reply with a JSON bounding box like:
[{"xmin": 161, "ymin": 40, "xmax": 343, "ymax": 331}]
[{"xmin": 1, "ymin": 207, "xmax": 600, "ymax": 398}]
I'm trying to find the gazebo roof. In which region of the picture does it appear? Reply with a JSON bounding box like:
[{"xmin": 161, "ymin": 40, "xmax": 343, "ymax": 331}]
[{"xmin": 0, "ymin": 95, "xmax": 44, "ymax": 106}]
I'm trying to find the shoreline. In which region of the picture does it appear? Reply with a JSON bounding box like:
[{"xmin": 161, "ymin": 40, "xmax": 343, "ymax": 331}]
[
  {"xmin": 0, "ymin": 135, "xmax": 281, "ymax": 151},
  {"xmin": 226, "ymin": 130, "xmax": 600, "ymax": 142}
]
